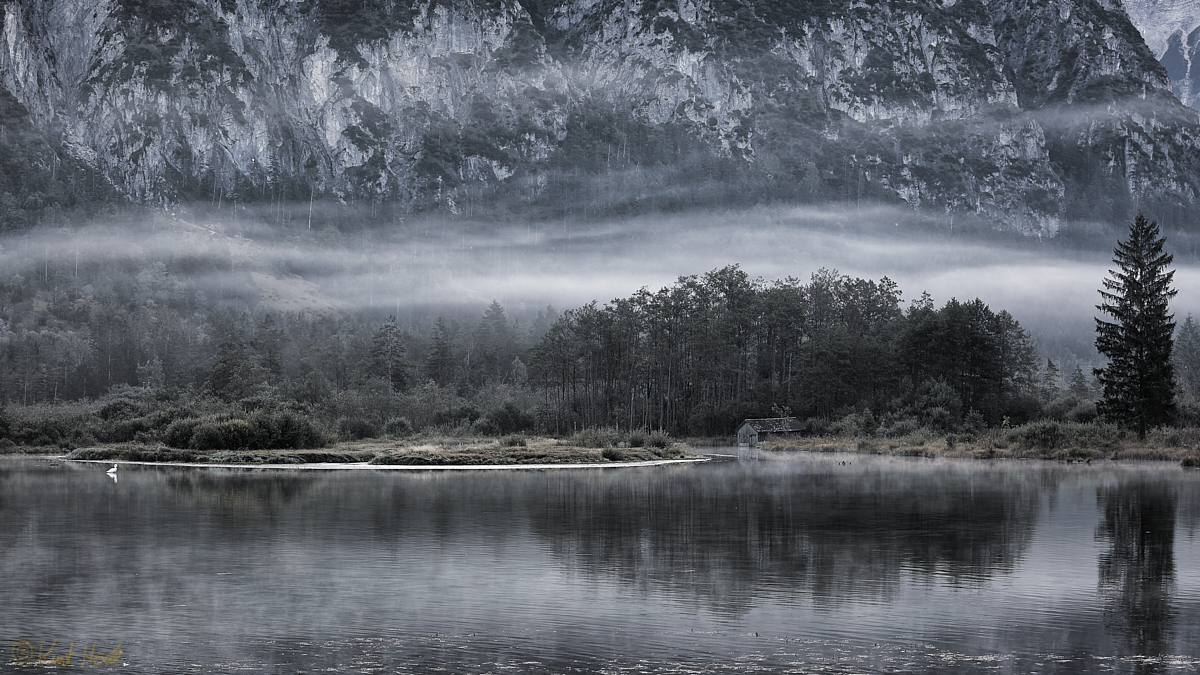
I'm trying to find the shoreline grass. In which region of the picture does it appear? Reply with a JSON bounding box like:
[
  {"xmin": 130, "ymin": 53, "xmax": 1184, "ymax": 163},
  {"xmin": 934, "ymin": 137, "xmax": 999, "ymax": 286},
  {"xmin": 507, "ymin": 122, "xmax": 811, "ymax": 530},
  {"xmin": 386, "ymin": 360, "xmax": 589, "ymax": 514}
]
[
  {"xmin": 53, "ymin": 435, "xmax": 695, "ymax": 466},
  {"xmin": 12, "ymin": 423, "xmax": 1200, "ymax": 466},
  {"xmin": 759, "ymin": 424, "xmax": 1200, "ymax": 464}
]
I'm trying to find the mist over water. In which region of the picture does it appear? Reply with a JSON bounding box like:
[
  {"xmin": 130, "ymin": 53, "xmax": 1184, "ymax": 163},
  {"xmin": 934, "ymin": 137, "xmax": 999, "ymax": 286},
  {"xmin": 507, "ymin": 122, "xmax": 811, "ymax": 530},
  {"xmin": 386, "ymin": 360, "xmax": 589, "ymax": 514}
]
[
  {"xmin": 5, "ymin": 203, "xmax": 1198, "ymax": 355},
  {"xmin": 4, "ymin": 456, "xmax": 1200, "ymax": 673}
]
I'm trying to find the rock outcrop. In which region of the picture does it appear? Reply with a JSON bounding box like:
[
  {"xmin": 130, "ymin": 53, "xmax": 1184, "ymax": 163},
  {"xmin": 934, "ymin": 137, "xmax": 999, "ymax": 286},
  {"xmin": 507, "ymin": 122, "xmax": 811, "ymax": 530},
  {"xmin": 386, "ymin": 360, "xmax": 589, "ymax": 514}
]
[
  {"xmin": 0, "ymin": 0, "xmax": 1197, "ymax": 232},
  {"xmin": 1125, "ymin": 0, "xmax": 1200, "ymax": 108}
]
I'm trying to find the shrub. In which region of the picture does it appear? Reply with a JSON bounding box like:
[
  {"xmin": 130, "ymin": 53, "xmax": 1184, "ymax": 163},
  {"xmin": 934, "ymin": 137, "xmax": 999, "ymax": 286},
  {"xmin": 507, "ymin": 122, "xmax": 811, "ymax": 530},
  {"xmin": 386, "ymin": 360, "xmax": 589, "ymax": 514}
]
[
  {"xmin": 190, "ymin": 418, "xmax": 254, "ymax": 451},
  {"xmin": 1004, "ymin": 420, "xmax": 1121, "ymax": 451},
  {"xmin": 1045, "ymin": 395, "xmax": 1077, "ymax": 421},
  {"xmin": 573, "ymin": 428, "xmax": 602, "ymax": 448},
  {"xmin": 913, "ymin": 379, "xmax": 963, "ymax": 431},
  {"xmin": 573, "ymin": 428, "xmax": 615, "ymax": 448},
  {"xmin": 164, "ymin": 412, "xmax": 325, "ymax": 450},
  {"xmin": 921, "ymin": 406, "xmax": 955, "ymax": 433},
  {"xmin": 385, "ymin": 417, "xmax": 413, "ymax": 437},
  {"xmin": 100, "ymin": 417, "xmax": 153, "ymax": 443},
  {"xmin": 96, "ymin": 397, "xmax": 147, "ymax": 421},
  {"xmin": 901, "ymin": 427, "xmax": 938, "ymax": 447},
  {"xmin": 501, "ymin": 434, "xmax": 527, "ymax": 447},
  {"xmin": 805, "ymin": 417, "xmax": 831, "ymax": 435},
  {"xmin": 66, "ymin": 446, "xmax": 205, "ymax": 462},
  {"xmin": 432, "ymin": 405, "xmax": 481, "ymax": 427},
  {"xmin": 163, "ymin": 418, "xmax": 202, "ymax": 448},
  {"xmin": 648, "ymin": 431, "xmax": 670, "ymax": 449},
  {"xmin": 9, "ymin": 418, "xmax": 65, "ymax": 447},
  {"xmin": 471, "ymin": 416, "xmax": 501, "ymax": 436},
  {"xmin": 250, "ymin": 410, "xmax": 326, "ymax": 449},
  {"xmin": 338, "ymin": 418, "xmax": 378, "ymax": 441},
  {"xmin": 962, "ymin": 409, "xmax": 986, "ymax": 435},
  {"xmin": 883, "ymin": 417, "xmax": 920, "ymax": 438},
  {"xmin": 1003, "ymin": 393, "xmax": 1043, "ymax": 426},
  {"xmin": 1065, "ymin": 401, "xmax": 1098, "ymax": 423},
  {"xmin": 489, "ymin": 402, "xmax": 534, "ymax": 434},
  {"xmin": 627, "ymin": 430, "xmax": 647, "ymax": 447},
  {"xmin": 833, "ymin": 411, "xmax": 871, "ymax": 436},
  {"xmin": 1045, "ymin": 396, "xmax": 1099, "ymax": 424},
  {"xmin": 1182, "ymin": 454, "xmax": 1200, "ymax": 468},
  {"xmin": 602, "ymin": 447, "xmax": 626, "ymax": 461},
  {"xmin": 1007, "ymin": 420, "xmax": 1065, "ymax": 449}
]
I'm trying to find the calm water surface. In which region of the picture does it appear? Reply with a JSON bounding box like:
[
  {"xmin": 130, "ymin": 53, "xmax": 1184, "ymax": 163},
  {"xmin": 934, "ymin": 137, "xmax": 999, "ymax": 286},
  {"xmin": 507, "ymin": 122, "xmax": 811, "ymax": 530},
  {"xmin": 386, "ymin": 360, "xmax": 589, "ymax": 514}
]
[{"xmin": 3, "ymin": 453, "xmax": 1200, "ymax": 673}]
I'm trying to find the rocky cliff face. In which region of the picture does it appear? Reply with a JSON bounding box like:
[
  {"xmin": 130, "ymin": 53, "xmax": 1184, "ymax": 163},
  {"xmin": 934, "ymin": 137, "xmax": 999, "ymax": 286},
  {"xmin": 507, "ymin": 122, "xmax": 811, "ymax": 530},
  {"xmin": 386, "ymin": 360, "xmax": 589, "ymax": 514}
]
[
  {"xmin": 1, "ymin": 0, "xmax": 1198, "ymax": 232},
  {"xmin": 1124, "ymin": 0, "xmax": 1200, "ymax": 108}
]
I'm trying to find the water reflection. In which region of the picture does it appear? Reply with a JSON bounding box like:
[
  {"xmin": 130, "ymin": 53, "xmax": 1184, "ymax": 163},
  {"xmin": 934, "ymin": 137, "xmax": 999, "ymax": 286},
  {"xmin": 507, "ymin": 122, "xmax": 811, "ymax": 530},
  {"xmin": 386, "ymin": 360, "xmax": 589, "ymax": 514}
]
[
  {"xmin": 528, "ymin": 455, "xmax": 1050, "ymax": 613},
  {"xmin": 1097, "ymin": 479, "xmax": 1178, "ymax": 672},
  {"xmin": 3, "ymin": 457, "xmax": 1200, "ymax": 674},
  {"xmin": 164, "ymin": 470, "xmax": 315, "ymax": 518}
]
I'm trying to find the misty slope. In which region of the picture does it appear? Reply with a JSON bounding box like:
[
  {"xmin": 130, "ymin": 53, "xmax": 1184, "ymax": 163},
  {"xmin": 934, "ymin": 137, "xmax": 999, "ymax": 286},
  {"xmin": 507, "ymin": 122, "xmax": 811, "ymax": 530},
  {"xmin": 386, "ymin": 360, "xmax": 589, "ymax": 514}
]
[{"xmin": 1, "ymin": 0, "xmax": 1198, "ymax": 233}]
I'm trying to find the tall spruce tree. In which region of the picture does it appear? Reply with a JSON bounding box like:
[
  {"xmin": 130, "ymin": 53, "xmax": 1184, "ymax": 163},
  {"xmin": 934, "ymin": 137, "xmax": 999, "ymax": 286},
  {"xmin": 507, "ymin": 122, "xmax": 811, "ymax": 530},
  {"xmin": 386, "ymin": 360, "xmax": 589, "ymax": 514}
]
[{"xmin": 1095, "ymin": 214, "xmax": 1178, "ymax": 439}]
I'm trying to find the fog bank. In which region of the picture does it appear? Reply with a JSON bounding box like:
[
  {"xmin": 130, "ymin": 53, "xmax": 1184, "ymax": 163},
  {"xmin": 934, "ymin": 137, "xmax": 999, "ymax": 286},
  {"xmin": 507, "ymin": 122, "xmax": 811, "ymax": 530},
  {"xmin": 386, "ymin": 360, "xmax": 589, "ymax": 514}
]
[{"xmin": 4, "ymin": 204, "xmax": 1197, "ymax": 356}]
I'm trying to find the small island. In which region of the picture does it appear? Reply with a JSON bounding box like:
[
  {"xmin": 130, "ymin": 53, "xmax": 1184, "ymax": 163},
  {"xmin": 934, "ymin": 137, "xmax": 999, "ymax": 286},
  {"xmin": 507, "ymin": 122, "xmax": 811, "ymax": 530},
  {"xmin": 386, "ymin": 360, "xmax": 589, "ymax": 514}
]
[{"xmin": 61, "ymin": 433, "xmax": 698, "ymax": 468}]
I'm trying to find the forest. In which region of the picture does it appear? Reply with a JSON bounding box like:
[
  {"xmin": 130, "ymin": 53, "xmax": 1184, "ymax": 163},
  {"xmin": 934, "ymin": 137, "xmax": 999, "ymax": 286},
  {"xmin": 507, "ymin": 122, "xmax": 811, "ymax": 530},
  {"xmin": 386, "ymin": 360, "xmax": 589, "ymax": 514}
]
[{"xmin": 2, "ymin": 218, "xmax": 1199, "ymax": 453}]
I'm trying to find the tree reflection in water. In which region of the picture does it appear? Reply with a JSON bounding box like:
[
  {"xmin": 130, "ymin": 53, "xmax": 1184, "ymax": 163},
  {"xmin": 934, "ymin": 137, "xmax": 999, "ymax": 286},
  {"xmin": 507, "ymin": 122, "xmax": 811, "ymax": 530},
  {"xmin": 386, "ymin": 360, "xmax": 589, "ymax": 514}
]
[
  {"xmin": 1097, "ymin": 479, "xmax": 1178, "ymax": 673},
  {"xmin": 529, "ymin": 457, "xmax": 1052, "ymax": 614}
]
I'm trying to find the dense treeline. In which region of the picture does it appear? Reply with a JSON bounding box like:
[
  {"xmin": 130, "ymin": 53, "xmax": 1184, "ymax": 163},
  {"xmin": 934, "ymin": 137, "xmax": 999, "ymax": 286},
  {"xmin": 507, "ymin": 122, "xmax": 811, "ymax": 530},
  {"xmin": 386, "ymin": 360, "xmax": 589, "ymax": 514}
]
[
  {"xmin": 0, "ymin": 230, "xmax": 561, "ymax": 447},
  {"xmin": 3, "ymin": 242, "xmax": 1199, "ymax": 450},
  {"xmin": 530, "ymin": 266, "xmax": 1046, "ymax": 436}
]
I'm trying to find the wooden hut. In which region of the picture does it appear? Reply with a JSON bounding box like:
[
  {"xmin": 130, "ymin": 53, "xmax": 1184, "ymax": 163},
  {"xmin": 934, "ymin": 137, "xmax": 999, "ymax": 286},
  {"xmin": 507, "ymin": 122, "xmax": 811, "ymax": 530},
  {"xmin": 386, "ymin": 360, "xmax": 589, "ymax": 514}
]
[{"xmin": 736, "ymin": 417, "xmax": 806, "ymax": 446}]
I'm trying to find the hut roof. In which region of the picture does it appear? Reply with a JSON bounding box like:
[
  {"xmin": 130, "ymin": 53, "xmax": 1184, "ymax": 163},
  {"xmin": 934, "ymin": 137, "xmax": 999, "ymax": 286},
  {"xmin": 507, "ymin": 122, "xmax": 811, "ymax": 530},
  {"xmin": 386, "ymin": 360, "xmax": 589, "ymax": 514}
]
[{"xmin": 739, "ymin": 417, "xmax": 805, "ymax": 433}]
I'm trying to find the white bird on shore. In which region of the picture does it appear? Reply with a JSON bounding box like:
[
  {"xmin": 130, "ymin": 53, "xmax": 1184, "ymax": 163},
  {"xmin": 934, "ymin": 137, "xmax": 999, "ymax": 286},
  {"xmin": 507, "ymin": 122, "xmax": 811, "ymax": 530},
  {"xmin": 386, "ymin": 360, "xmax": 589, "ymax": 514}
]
[{"xmin": 106, "ymin": 464, "xmax": 118, "ymax": 474}]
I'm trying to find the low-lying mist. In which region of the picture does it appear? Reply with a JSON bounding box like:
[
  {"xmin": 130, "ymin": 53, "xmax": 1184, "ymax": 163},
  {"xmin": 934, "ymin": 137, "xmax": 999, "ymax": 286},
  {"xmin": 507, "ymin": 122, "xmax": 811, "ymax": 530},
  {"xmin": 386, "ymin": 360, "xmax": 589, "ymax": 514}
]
[{"xmin": 4, "ymin": 202, "xmax": 1197, "ymax": 359}]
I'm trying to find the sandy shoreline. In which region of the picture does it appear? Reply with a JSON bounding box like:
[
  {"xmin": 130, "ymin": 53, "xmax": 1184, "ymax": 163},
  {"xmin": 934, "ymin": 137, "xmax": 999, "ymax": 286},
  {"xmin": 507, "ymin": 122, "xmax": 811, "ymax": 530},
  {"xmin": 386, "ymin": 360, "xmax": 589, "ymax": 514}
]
[{"xmin": 65, "ymin": 457, "xmax": 710, "ymax": 471}]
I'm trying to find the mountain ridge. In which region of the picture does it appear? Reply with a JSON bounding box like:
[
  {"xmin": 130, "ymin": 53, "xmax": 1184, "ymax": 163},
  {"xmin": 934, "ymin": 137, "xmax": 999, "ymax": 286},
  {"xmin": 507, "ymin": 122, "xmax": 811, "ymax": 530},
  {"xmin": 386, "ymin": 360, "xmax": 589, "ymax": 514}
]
[{"xmin": 0, "ymin": 0, "xmax": 1198, "ymax": 234}]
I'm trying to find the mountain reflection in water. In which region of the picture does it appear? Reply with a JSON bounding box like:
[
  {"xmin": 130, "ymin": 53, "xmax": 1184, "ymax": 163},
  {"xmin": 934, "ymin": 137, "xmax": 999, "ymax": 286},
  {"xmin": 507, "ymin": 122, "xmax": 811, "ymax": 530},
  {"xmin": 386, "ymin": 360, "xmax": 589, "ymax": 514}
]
[{"xmin": 2, "ymin": 454, "xmax": 1200, "ymax": 674}]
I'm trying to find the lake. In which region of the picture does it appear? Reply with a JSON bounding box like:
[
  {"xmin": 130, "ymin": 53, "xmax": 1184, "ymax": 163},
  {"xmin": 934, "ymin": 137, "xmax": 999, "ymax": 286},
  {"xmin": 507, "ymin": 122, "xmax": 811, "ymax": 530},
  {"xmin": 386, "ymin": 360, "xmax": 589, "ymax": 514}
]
[{"xmin": 3, "ymin": 452, "xmax": 1199, "ymax": 673}]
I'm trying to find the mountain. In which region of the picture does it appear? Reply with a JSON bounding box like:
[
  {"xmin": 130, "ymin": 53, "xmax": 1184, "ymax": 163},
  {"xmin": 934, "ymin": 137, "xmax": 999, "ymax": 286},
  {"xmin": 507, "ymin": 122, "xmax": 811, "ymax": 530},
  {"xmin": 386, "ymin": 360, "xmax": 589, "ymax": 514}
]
[
  {"xmin": 1125, "ymin": 0, "xmax": 1200, "ymax": 109},
  {"xmin": 1, "ymin": 0, "xmax": 1198, "ymax": 234}
]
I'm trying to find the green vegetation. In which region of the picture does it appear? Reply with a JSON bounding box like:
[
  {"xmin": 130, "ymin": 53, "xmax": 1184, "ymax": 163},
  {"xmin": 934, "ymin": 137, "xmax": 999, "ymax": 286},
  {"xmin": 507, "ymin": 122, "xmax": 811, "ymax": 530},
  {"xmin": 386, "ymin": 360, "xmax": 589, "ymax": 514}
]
[
  {"xmin": 61, "ymin": 433, "xmax": 694, "ymax": 465},
  {"xmin": 65, "ymin": 445, "xmax": 369, "ymax": 464},
  {"xmin": 1095, "ymin": 214, "xmax": 1178, "ymax": 439},
  {"xmin": 532, "ymin": 266, "xmax": 1040, "ymax": 436},
  {"xmin": 161, "ymin": 410, "xmax": 325, "ymax": 451},
  {"xmin": 0, "ymin": 221, "xmax": 1195, "ymax": 461},
  {"xmin": 765, "ymin": 422, "xmax": 1199, "ymax": 463}
]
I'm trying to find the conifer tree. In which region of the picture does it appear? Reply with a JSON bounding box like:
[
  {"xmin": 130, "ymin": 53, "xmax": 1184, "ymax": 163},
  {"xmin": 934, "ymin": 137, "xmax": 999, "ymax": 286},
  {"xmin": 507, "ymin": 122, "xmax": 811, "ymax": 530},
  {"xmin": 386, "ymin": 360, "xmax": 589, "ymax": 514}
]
[
  {"xmin": 1069, "ymin": 365, "xmax": 1090, "ymax": 399},
  {"xmin": 1040, "ymin": 359, "xmax": 1061, "ymax": 403},
  {"xmin": 1095, "ymin": 214, "xmax": 1178, "ymax": 439},
  {"xmin": 425, "ymin": 317, "xmax": 459, "ymax": 386},
  {"xmin": 370, "ymin": 315, "xmax": 408, "ymax": 391},
  {"xmin": 1175, "ymin": 315, "xmax": 1200, "ymax": 400}
]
